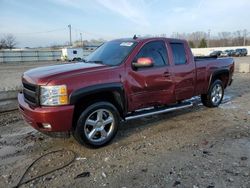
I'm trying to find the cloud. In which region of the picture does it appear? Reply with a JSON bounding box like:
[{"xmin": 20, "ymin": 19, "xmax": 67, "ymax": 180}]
[{"xmin": 96, "ymin": 0, "xmax": 150, "ymax": 27}]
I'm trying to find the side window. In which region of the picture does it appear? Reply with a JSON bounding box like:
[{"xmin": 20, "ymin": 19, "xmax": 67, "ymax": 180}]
[
  {"xmin": 170, "ymin": 43, "xmax": 187, "ymax": 65},
  {"xmin": 73, "ymin": 50, "xmax": 77, "ymax": 54},
  {"xmin": 136, "ymin": 41, "xmax": 168, "ymax": 67}
]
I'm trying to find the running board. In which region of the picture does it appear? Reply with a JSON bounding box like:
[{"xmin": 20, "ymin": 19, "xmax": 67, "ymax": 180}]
[{"xmin": 125, "ymin": 102, "xmax": 193, "ymax": 121}]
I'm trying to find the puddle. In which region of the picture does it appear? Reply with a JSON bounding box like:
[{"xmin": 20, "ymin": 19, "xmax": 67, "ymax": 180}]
[
  {"xmin": 185, "ymin": 95, "xmax": 234, "ymax": 107},
  {"xmin": 222, "ymin": 95, "xmax": 233, "ymax": 104},
  {"xmin": 220, "ymin": 101, "xmax": 239, "ymax": 109}
]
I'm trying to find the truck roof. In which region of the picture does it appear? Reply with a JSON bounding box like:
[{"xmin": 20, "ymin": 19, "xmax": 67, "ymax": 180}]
[{"xmin": 112, "ymin": 37, "xmax": 185, "ymax": 43}]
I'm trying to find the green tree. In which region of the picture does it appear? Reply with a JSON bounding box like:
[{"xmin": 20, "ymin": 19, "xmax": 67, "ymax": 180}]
[
  {"xmin": 188, "ymin": 41, "xmax": 195, "ymax": 48},
  {"xmin": 198, "ymin": 38, "xmax": 207, "ymax": 48}
]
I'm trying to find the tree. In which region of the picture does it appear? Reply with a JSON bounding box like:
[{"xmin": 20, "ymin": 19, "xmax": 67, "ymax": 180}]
[
  {"xmin": 0, "ymin": 34, "xmax": 17, "ymax": 49},
  {"xmin": 198, "ymin": 38, "xmax": 207, "ymax": 48},
  {"xmin": 218, "ymin": 32, "xmax": 232, "ymax": 46},
  {"xmin": 0, "ymin": 38, "xmax": 7, "ymax": 49},
  {"xmin": 5, "ymin": 34, "xmax": 17, "ymax": 49},
  {"xmin": 188, "ymin": 41, "xmax": 195, "ymax": 48}
]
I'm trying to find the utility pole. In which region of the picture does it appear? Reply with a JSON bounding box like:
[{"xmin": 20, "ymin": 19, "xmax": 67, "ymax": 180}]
[
  {"xmin": 68, "ymin": 24, "xmax": 72, "ymax": 46},
  {"xmin": 80, "ymin": 33, "xmax": 83, "ymax": 48},
  {"xmin": 243, "ymin": 29, "xmax": 247, "ymax": 46},
  {"xmin": 207, "ymin": 29, "xmax": 211, "ymax": 48}
]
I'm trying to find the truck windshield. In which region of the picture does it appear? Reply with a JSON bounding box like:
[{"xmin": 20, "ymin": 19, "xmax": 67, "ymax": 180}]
[{"xmin": 85, "ymin": 41, "xmax": 137, "ymax": 66}]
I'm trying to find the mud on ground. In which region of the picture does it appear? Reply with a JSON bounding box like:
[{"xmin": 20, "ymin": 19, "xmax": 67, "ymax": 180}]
[{"xmin": 0, "ymin": 73, "xmax": 250, "ymax": 188}]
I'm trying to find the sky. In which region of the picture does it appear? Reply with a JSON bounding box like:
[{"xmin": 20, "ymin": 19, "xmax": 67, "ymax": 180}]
[{"xmin": 0, "ymin": 0, "xmax": 250, "ymax": 47}]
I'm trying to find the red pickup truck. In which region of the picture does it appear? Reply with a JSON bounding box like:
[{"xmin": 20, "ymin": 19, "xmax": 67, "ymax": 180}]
[{"xmin": 18, "ymin": 37, "xmax": 234, "ymax": 147}]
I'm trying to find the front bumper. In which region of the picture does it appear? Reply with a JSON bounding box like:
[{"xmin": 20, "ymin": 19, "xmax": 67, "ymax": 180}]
[{"xmin": 18, "ymin": 93, "xmax": 74, "ymax": 133}]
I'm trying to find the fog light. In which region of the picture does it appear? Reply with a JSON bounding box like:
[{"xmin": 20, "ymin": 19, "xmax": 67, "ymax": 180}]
[{"xmin": 42, "ymin": 123, "xmax": 52, "ymax": 129}]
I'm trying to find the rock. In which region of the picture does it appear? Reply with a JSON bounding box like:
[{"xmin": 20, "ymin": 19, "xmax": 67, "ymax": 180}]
[
  {"xmin": 202, "ymin": 150, "xmax": 211, "ymax": 155},
  {"xmin": 240, "ymin": 156, "xmax": 248, "ymax": 161},
  {"xmin": 173, "ymin": 180, "xmax": 181, "ymax": 187},
  {"xmin": 102, "ymin": 172, "xmax": 107, "ymax": 178},
  {"xmin": 104, "ymin": 157, "xmax": 109, "ymax": 162},
  {"xmin": 207, "ymin": 185, "xmax": 215, "ymax": 188},
  {"xmin": 227, "ymin": 177, "xmax": 234, "ymax": 182},
  {"xmin": 74, "ymin": 171, "xmax": 90, "ymax": 179},
  {"xmin": 141, "ymin": 168, "xmax": 148, "ymax": 172},
  {"xmin": 243, "ymin": 172, "xmax": 249, "ymax": 177}
]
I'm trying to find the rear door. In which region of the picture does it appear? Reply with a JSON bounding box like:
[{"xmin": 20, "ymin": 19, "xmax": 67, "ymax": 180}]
[
  {"xmin": 127, "ymin": 40, "xmax": 175, "ymax": 110},
  {"xmin": 169, "ymin": 42, "xmax": 196, "ymax": 100}
]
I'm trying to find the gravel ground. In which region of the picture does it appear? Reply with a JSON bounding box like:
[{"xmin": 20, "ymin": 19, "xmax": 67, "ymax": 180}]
[
  {"xmin": 0, "ymin": 56, "xmax": 249, "ymax": 91},
  {"xmin": 0, "ymin": 72, "xmax": 249, "ymax": 188}
]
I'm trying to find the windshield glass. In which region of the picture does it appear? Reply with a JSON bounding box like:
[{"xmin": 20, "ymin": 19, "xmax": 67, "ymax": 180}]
[{"xmin": 85, "ymin": 41, "xmax": 137, "ymax": 66}]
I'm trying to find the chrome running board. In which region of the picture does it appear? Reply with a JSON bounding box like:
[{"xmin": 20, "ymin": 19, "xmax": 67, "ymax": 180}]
[{"xmin": 125, "ymin": 102, "xmax": 193, "ymax": 121}]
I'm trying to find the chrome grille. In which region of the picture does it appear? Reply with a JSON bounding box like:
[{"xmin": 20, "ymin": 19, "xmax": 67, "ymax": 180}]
[{"xmin": 23, "ymin": 82, "xmax": 39, "ymax": 106}]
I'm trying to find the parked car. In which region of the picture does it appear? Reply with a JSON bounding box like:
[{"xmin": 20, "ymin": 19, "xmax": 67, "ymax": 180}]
[
  {"xmin": 228, "ymin": 49, "xmax": 236, "ymax": 56},
  {"xmin": 221, "ymin": 50, "xmax": 236, "ymax": 57},
  {"xmin": 18, "ymin": 37, "xmax": 234, "ymax": 147},
  {"xmin": 235, "ymin": 48, "xmax": 248, "ymax": 56},
  {"xmin": 209, "ymin": 50, "xmax": 222, "ymax": 57},
  {"xmin": 220, "ymin": 50, "xmax": 230, "ymax": 57},
  {"xmin": 241, "ymin": 48, "xmax": 248, "ymax": 56}
]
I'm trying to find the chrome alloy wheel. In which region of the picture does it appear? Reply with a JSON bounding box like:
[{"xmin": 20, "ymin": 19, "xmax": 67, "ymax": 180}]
[
  {"xmin": 211, "ymin": 83, "xmax": 223, "ymax": 105},
  {"xmin": 84, "ymin": 109, "xmax": 114, "ymax": 142}
]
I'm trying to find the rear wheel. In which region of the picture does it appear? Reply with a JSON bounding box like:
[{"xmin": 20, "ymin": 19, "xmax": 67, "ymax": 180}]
[
  {"xmin": 201, "ymin": 80, "xmax": 224, "ymax": 108},
  {"xmin": 74, "ymin": 102, "xmax": 119, "ymax": 147}
]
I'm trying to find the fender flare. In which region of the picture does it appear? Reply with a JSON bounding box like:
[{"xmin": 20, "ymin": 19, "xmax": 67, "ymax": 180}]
[
  {"xmin": 69, "ymin": 83, "xmax": 127, "ymax": 115},
  {"xmin": 208, "ymin": 69, "xmax": 229, "ymax": 91}
]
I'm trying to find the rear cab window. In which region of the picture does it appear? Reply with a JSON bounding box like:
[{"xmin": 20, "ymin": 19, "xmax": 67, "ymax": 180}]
[{"xmin": 170, "ymin": 43, "xmax": 187, "ymax": 65}]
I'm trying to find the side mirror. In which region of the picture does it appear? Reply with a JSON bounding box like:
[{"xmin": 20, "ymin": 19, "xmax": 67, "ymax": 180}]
[{"xmin": 132, "ymin": 57, "xmax": 153, "ymax": 68}]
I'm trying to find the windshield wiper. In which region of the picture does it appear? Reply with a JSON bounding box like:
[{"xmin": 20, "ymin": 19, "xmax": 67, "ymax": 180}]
[
  {"xmin": 87, "ymin": 60, "xmax": 104, "ymax": 64},
  {"xmin": 79, "ymin": 58, "xmax": 86, "ymax": 62}
]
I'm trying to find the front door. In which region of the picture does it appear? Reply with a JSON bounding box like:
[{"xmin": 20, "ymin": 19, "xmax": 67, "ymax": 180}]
[{"xmin": 127, "ymin": 40, "xmax": 175, "ymax": 111}]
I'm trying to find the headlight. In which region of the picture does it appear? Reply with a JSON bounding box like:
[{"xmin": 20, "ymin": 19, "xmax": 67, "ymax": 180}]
[{"xmin": 40, "ymin": 85, "xmax": 68, "ymax": 106}]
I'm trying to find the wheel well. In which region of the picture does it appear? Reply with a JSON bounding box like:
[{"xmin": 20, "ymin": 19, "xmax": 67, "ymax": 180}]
[
  {"xmin": 211, "ymin": 71, "xmax": 229, "ymax": 89},
  {"xmin": 72, "ymin": 91, "xmax": 125, "ymax": 130}
]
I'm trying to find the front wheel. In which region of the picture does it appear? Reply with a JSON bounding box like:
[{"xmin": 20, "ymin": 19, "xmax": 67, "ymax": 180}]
[
  {"xmin": 74, "ymin": 102, "xmax": 120, "ymax": 147},
  {"xmin": 201, "ymin": 80, "xmax": 224, "ymax": 108}
]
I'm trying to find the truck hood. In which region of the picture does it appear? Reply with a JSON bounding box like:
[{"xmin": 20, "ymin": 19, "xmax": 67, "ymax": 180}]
[{"xmin": 23, "ymin": 62, "xmax": 107, "ymax": 85}]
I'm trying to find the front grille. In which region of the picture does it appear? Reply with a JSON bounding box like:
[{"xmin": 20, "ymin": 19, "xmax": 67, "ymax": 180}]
[{"xmin": 23, "ymin": 82, "xmax": 39, "ymax": 106}]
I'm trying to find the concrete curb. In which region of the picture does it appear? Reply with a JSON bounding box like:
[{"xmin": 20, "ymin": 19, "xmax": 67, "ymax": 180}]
[{"xmin": 0, "ymin": 90, "xmax": 19, "ymax": 112}]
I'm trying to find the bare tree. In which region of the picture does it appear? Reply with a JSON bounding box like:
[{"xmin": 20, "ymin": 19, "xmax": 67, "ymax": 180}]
[
  {"xmin": 0, "ymin": 38, "xmax": 7, "ymax": 49},
  {"xmin": 5, "ymin": 34, "xmax": 17, "ymax": 49},
  {"xmin": 232, "ymin": 30, "xmax": 244, "ymax": 46},
  {"xmin": 218, "ymin": 32, "xmax": 232, "ymax": 46}
]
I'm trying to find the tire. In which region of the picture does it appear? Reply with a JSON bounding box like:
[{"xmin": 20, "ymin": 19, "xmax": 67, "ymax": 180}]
[
  {"xmin": 201, "ymin": 80, "xmax": 224, "ymax": 108},
  {"xmin": 74, "ymin": 102, "xmax": 120, "ymax": 147}
]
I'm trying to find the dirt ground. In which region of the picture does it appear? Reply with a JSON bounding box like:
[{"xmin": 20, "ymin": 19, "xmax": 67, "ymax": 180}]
[{"xmin": 0, "ymin": 71, "xmax": 249, "ymax": 187}]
